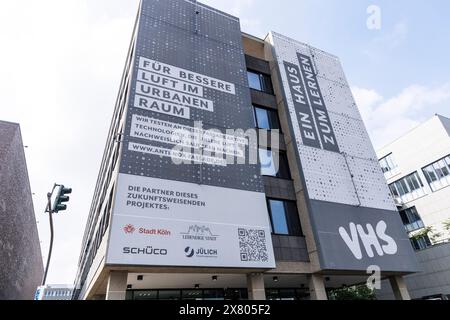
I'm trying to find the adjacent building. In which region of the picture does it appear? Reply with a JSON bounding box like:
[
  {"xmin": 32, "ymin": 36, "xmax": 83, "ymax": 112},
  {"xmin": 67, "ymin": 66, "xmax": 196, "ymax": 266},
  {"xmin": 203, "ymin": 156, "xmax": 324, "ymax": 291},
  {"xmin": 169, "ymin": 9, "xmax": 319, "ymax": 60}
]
[
  {"xmin": 377, "ymin": 115, "xmax": 450, "ymax": 247},
  {"xmin": 73, "ymin": 0, "xmax": 419, "ymax": 300},
  {"xmin": 376, "ymin": 114, "xmax": 450, "ymax": 299},
  {"xmin": 0, "ymin": 120, "xmax": 43, "ymax": 300},
  {"xmin": 35, "ymin": 284, "xmax": 74, "ymax": 300}
]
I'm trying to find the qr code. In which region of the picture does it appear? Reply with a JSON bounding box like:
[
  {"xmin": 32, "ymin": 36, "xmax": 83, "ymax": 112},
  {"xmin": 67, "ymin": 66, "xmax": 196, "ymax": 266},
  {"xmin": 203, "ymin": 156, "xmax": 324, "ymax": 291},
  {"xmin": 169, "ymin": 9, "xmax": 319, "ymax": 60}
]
[{"xmin": 238, "ymin": 228, "xmax": 268, "ymax": 262}]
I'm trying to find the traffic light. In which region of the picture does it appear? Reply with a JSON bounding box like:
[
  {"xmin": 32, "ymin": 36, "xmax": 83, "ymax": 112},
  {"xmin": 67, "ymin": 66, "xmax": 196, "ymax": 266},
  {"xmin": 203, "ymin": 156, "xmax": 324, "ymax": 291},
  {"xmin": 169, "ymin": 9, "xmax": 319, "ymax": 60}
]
[{"xmin": 53, "ymin": 185, "xmax": 72, "ymax": 213}]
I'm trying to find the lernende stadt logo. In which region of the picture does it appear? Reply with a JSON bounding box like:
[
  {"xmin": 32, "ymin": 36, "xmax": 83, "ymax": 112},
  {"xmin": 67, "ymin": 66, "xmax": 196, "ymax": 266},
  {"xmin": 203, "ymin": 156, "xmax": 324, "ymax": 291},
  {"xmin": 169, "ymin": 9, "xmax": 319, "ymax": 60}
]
[
  {"xmin": 180, "ymin": 225, "xmax": 219, "ymax": 241},
  {"xmin": 123, "ymin": 224, "xmax": 135, "ymax": 234}
]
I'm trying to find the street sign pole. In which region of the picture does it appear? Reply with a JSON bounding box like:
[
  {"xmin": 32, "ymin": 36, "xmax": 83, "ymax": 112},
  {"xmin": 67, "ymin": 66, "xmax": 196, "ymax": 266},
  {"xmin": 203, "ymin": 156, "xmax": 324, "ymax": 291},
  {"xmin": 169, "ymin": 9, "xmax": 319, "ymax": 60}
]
[{"xmin": 41, "ymin": 191, "xmax": 54, "ymax": 286}]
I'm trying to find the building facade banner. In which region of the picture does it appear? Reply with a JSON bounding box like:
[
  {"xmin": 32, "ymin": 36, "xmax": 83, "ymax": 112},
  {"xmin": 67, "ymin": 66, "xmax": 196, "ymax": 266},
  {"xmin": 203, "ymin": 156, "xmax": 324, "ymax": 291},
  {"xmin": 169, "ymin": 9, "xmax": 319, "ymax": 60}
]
[
  {"xmin": 106, "ymin": 0, "xmax": 275, "ymax": 269},
  {"xmin": 268, "ymin": 32, "xmax": 419, "ymax": 272}
]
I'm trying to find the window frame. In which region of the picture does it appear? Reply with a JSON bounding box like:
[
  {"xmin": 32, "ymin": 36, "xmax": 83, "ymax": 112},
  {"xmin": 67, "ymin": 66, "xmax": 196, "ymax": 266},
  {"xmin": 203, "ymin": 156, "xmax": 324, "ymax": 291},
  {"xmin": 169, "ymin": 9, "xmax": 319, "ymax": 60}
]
[
  {"xmin": 379, "ymin": 153, "xmax": 397, "ymax": 174},
  {"xmin": 247, "ymin": 70, "xmax": 262, "ymax": 91},
  {"xmin": 399, "ymin": 206, "xmax": 425, "ymax": 233},
  {"xmin": 258, "ymin": 148, "xmax": 291, "ymax": 180},
  {"xmin": 410, "ymin": 235, "xmax": 432, "ymax": 251},
  {"xmin": 253, "ymin": 104, "xmax": 282, "ymax": 132},
  {"xmin": 421, "ymin": 154, "xmax": 450, "ymax": 190},
  {"xmin": 389, "ymin": 171, "xmax": 424, "ymax": 198},
  {"xmin": 266, "ymin": 198, "xmax": 303, "ymax": 236},
  {"xmin": 247, "ymin": 69, "xmax": 274, "ymax": 94}
]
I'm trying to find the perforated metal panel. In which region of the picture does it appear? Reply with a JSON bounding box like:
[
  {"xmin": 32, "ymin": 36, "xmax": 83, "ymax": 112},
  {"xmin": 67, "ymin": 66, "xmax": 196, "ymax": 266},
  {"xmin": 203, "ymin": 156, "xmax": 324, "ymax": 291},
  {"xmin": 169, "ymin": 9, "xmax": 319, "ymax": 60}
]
[
  {"xmin": 270, "ymin": 31, "xmax": 396, "ymax": 211},
  {"xmin": 309, "ymin": 47, "xmax": 349, "ymax": 86},
  {"xmin": 318, "ymin": 77, "xmax": 362, "ymax": 120},
  {"xmin": 329, "ymin": 112, "xmax": 375, "ymax": 160},
  {"xmin": 298, "ymin": 146, "xmax": 360, "ymax": 205},
  {"xmin": 346, "ymin": 156, "xmax": 397, "ymax": 211}
]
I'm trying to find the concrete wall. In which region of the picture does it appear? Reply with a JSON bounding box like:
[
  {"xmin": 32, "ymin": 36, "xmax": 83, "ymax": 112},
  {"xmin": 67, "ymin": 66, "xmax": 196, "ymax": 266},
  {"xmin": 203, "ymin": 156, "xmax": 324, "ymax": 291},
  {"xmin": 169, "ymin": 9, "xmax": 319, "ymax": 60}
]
[
  {"xmin": 377, "ymin": 243, "xmax": 450, "ymax": 300},
  {"xmin": 0, "ymin": 121, "xmax": 43, "ymax": 299},
  {"xmin": 247, "ymin": 52, "xmax": 310, "ymax": 265},
  {"xmin": 440, "ymin": 115, "xmax": 450, "ymax": 137}
]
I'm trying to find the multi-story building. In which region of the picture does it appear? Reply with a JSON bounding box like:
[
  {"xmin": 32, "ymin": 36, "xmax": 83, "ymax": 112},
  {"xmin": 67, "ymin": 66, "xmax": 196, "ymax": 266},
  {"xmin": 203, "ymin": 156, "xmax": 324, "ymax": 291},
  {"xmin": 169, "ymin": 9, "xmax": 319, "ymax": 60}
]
[
  {"xmin": 377, "ymin": 114, "xmax": 450, "ymax": 247},
  {"xmin": 73, "ymin": 0, "xmax": 418, "ymax": 300},
  {"xmin": 376, "ymin": 114, "xmax": 450, "ymax": 300},
  {"xmin": 35, "ymin": 284, "xmax": 74, "ymax": 300},
  {"xmin": 0, "ymin": 120, "xmax": 43, "ymax": 300}
]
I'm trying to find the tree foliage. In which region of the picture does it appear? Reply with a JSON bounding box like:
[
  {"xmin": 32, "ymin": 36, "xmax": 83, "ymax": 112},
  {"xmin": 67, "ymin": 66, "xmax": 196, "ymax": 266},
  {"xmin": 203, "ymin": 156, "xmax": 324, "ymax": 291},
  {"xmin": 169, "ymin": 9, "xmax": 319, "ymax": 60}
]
[{"xmin": 329, "ymin": 285, "xmax": 376, "ymax": 300}]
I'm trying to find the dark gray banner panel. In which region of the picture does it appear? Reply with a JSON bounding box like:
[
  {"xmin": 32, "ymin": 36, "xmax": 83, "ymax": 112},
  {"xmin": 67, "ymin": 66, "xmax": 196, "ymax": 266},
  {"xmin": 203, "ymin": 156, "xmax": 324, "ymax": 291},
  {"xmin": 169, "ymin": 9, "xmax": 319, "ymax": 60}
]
[
  {"xmin": 310, "ymin": 200, "xmax": 419, "ymax": 272},
  {"xmin": 283, "ymin": 62, "xmax": 321, "ymax": 149},
  {"xmin": 106, "ymin": 0, "xmax": 275, "ymax": 269},
  {"xmin": 269, "ymin": 32, "xmax": 419, "ymax": 273},
  {"xmin": 297, "ymin": 53, "xmax": 339, "ymax": 153}
]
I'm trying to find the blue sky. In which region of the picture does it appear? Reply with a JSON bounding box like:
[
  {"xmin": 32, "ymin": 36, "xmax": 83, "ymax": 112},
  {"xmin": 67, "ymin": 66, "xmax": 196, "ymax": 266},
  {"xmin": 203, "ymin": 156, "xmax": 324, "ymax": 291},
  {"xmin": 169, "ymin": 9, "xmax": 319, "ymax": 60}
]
[
  {"xmin": 208, "ymin": 0, "xmax": 450, "ymax": 148},
  {"xmin": 0, "ymin": 0, "xmax": 449, "ymax": 284},
  {"xmin": 212, "ymin": 0, "xmax": 450, "ymax": 94}
]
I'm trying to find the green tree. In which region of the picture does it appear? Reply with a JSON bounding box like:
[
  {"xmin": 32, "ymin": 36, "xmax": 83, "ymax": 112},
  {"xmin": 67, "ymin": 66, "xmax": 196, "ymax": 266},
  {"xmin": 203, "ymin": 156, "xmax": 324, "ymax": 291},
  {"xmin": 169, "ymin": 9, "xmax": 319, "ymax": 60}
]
[
  {"xmin": 443, "ymin": 219, "xmax": 450, "ymax": 232},
  {"xmin": 411, "ymin": 226, "xmax": 441, "ymax": 243},
  {"xmin": 329, "ymin": 285, "xmax": 376, "ymax": 300}
]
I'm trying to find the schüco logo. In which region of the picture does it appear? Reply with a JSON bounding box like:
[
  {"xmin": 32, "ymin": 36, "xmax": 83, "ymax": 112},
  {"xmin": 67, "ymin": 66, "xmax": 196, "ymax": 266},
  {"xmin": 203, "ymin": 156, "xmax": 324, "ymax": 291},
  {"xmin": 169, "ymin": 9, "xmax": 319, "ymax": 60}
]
[
  {"xmin": 123, "ymin": 224, "xmax": 171, "ymax": 236},
  {"xmin": 123, "ymin": 246, "xmax": 168, "ymax": 255}
]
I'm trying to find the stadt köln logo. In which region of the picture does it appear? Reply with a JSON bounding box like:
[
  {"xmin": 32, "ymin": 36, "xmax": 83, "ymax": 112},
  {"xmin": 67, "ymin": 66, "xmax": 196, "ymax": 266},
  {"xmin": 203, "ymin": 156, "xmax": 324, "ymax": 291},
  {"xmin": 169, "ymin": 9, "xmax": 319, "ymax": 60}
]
[
  {"xmin": 123, "ymin": 224, "xmax": 135, "ymax": 234},
  {"xmin": 123, "ymin": 224, "xmax": 171, "ymax": 236},
  {"xmin": 180, "ymin": 225, "xmax": 219, "ymax": 241}
]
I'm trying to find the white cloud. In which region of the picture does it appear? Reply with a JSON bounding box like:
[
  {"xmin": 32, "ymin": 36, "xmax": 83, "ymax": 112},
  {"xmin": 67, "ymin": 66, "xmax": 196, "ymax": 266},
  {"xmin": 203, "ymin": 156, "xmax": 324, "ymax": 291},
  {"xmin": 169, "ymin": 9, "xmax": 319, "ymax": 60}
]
[
  {"xmin": 364, "ymin": 21, "xmax": 408, "ymax": 60},
  {"xmin": 384, "ymin": 21, "xmax": 408, "ymax": 49},
  {"xmin": 0, "ymin": 0, "xmax": 262, "ymax": 287},
  {"xmin": 0, "ymin": 0, "xmax": 263, "ymax": 288},
  {"xmin": 0, "ymin": 0, "xmax": 140, "ymax": 285},
  {"xmin": 352, "ymin": 84, "xmax": 450, "ymax": 149}
]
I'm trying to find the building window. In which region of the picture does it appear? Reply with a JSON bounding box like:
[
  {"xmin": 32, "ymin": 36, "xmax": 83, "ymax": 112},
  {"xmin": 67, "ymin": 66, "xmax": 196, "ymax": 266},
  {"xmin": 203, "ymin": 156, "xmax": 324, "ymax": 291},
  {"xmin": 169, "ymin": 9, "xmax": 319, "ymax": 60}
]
[
  {"xmin": 389, "ymin": 172, "xmax": 424, "ymax": 197},
  {"xmin": 422, "ymin": 155, "xmax": 450, "ymax": 191},
  {"xmin": 253, "ymin": 105, "xmax": 280, "ymax": 130},
  {"xmin": 259, "ymin": 149, "xmax": 291, "ymax": 179},
  {"xmin": 399, "ymin": 207, "xmax": 425, "ymax": 233},
  {"xmin": 410, "ymin": 235, "xmax": 432, "ymax": 251},
  {"xmin": 247, "ymin": 70, "xmax": 274, "ymax": 94},
  {"xmin": 379, "ymin": 154, "xmax": 398, "ymax": 174},
  {"xmin": 267, "ymin": 199, "xmax": 302, "ymax": 236},
  {"xmin": 133, "ymin": 290, "xmax": 158, "ymax": 300},
  {"xmin": 157, "ymin": 290, "xmax": 181, "ymax": 300},
  {"xmin": 128, "ymin": 289, "xmax": 248, "ymax": 300}
]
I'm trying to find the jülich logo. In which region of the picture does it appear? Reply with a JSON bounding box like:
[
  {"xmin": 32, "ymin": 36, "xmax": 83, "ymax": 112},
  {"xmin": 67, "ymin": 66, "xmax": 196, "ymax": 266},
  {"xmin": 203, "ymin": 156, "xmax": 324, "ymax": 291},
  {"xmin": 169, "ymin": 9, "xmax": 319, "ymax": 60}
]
[
  {"xmin": 184, "ymin": 246, "xmax": 195, "ymax": 258},
  {"xmin": 181, "ymin": 225, "xmax": 219, "ymax": 241},
  {"xmin": 184, "ymin": 246, "xmax": 218, "ymax": 258},
  {"xmin": 339, "ymin": 220, "xmax": 398, "ymax": 260}
]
